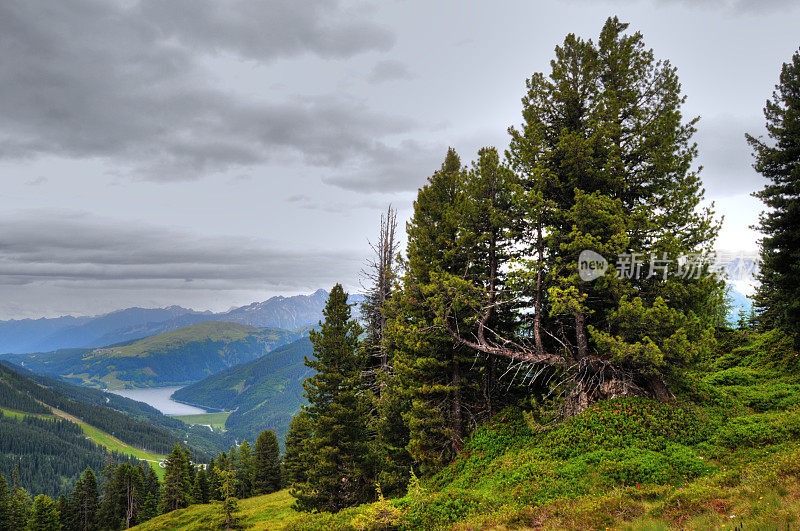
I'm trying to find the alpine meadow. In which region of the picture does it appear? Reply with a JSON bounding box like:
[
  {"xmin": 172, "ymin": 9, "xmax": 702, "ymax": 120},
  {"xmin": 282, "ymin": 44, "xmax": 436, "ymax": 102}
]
[{"xmin": 1, "ymin": 3, "xmax": 799, "ymax": 531}]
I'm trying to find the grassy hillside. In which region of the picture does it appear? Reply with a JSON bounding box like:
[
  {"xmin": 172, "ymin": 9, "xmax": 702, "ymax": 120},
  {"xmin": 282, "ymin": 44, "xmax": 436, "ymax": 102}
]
[
  {"xmin": 91, "ymin": 321, "xmax": 260, "ymax": 358},
  {"xmin": 136, "ymin": 329, "xmax": 800, "ymax": 530},
  {"xmin": 132, "ymin": 490, "xmax": 296, "ymax": 530},
  {"xmin": 171, "ymin": 337, "xmax": 313, "ymax": 444},
  {"xmin": 1, "ymin": 321, "xmax": 306, "ymax": 389}
]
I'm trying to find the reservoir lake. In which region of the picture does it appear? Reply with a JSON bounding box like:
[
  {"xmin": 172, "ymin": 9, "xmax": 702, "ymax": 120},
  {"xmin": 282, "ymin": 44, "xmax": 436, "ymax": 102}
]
[{"xmin": 108, "ymin": 386, "xmax": 207, "ymax": 416}]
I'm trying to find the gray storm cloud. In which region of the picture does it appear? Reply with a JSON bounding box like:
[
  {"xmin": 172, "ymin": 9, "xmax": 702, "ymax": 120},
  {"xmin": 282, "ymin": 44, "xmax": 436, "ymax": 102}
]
[
  {"xmin": 0, "ymin": 1, "xmax": 417, "ymax": 183},
  {"xmin": 0, "ymin": 211, "xmax": 359, "ymax": 288}
]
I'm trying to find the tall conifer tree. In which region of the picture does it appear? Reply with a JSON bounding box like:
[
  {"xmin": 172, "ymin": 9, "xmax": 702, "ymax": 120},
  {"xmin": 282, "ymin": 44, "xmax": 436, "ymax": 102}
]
[
  {"xmin": 748, "ymin": 47, "xmax": 800, "ymax": 339},
  {"xmin": 29, "ymin": 494, "xmax": 60, "ymax": 531},
  {"xmin": 70, "ymin": 467, "xmax": 99, "ymax": 531},
  {"xmin": 282, "ymin": 411, "xmax": 313, "ymax": 487},
  {"xmin": 292, "ymin": 284, "xmax": 372, "ymax": 512},
  {"xmin": 160, "ymin": 445, "xmax": 191, "ymax": 513},
  {"xmin": 0, "ymin": 472, "xmax": 11, "ymax": 531},
  {"xmin": 253, "ymin": 430, "xmax": 281, "ymax": 495},
  {"xmin": 386, "ymin": 148, "xmax": 481, "ymax": 475}
]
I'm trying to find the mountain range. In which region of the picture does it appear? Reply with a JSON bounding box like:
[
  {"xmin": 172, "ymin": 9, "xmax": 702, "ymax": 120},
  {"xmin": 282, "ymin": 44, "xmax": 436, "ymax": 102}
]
[
  {"xmin": 0, "ymin": 321, "xmax": 307, "ymax": 389},
  {"xmin": 0, "ymin": 289, "xmax": 354, "ymax": 354}
]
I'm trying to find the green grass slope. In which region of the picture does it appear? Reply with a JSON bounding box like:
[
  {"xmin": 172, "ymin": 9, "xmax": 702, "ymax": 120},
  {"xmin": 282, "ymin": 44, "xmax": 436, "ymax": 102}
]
[
  {"xmin": 2, "ymin": 321, "xmax": 306, "ymax": 389},
  {"xmin": 172, "ymin": 337, "xmax": 313, "ymax": 444},
  {"xmin": 139, "ymin": 329, "xmax": 800, "ymax": 530},
  {"xmin": 132, "ymin": 490, "xmax": 296, "ymax": 530}
]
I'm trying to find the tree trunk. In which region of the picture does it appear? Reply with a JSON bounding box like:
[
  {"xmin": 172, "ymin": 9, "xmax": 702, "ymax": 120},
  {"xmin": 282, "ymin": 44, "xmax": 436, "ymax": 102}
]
[
  {"xmin": 562, "ymin": 357, "xmax": 675, "ymax": 417},
  {"xmin": 575, "ymin": 310, "xmax": 588, "ymax": 360},
  {"xmin": 534, "ymin": 221, "xmax": 544, "ymax": 356},
  {"xmin": 484, "ymin": 355, "xmax": 495, "ymax": 418},
  {"xmin": 451, "ymin": 359, "xmax": 462, "ymax": 453}
]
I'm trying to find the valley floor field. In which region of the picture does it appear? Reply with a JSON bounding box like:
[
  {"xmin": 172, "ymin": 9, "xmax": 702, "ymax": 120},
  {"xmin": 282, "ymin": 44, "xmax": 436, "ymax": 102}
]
[{"xmin": 170, "ymin": 411, "xmax": 230, "ymax": 430}]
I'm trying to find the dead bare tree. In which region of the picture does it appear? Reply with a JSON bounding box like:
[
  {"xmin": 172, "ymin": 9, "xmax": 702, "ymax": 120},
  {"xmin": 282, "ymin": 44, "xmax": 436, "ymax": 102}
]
[{"xmin": 360, "ymin": 205, "xmax": 400, "ymax": 388}]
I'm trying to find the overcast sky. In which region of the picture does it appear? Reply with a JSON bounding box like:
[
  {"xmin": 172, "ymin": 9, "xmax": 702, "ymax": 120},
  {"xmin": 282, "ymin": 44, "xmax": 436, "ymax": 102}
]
[{"xmin": 1, "ymin": 0, "xmax": 797, "ymax": 319}]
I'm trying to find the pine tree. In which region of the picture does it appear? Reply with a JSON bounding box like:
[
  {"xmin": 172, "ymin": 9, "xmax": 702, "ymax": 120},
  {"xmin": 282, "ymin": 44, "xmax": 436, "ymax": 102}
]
[
  {"xmin": 360, "ymin": 204, "xmax": 400, "ymax": 380},
  {"xmin": 361, "ymin": 206, "xmax": 412, "ymax": 495},
  {"xmin": 292, "ymin": 284, "xmax": 372, "ymax": 512},
  {"xmin": 70, "ymin": 467, "xmax": 99, "ymax": 531},
  {"xmin": 0, "ymin": 472, "xmax": 11, "ymax": 531},
  {"xmin": 9, "ymin": 485, "xmax": 31, "ymax": 530},
  {"xmin": 28, "ymin": 494, "xmax": 60, "ymax": 531},
  {"xmin": 160, "ymin": 445, "xmax": 191, "ymax": 513},
  {"xmin": 253, "ymin": 430, "xmax": 281, "ymax": 495},
  {"xmin": 427, "ymin": 146, "xmax": 527, "ymax": 418},
  {"xmin": 218, "ymin": 463, "xmax": 240, "ymax": 531},
  {"xmin": 193, "ymin": 467, "xmax": 210, "ymax": 504},
  {"xmin": 235, "ymin": 440, "xmax": 253, "ymax": 499},
  {"xmin": 386, "ymin": 148, "xmax": 480, "ymax": 474},
  {"xmin": 282, "ymin": 411, "xmax": 312, "ymax": 487},
  {"xmin": 422, "ymin": 16, "xmax": 725, "ymax": 414},
  {"xmin": 139, "ymin": 466, "xmax": 160, "ymax": 523},
  {"xmin": 747, "ymin": 47, "xmax": 800, "ymax": 340}
]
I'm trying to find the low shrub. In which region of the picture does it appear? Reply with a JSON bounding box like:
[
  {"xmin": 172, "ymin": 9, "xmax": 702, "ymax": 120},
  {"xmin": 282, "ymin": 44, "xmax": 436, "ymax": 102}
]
[
  {"xmin": 715, "ymin": 411, "xmax": 800, "ymax": 448},
  {"xmin": 543, "ymin": 398, "xmax": 708, "ymax": 458},
  {"xmin": 703, "ymin": 367, "xmax": 761, "ymax": 386},
  {"xmin": 581, "ymin": 444, "xmax": 706, "ymax": 486}
]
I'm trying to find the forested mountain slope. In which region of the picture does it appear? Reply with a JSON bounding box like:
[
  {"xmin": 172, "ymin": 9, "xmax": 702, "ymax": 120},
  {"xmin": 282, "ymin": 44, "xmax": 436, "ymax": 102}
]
[{"xmin": 0, "ymin": 361, "xmax": 221, "ymax": 497}]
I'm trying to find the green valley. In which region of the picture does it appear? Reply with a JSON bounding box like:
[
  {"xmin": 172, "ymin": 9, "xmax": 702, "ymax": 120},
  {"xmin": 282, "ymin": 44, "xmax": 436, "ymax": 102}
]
[{"xmin": 172, "ymin": 337, "xmax": 312, "ymax": 444}]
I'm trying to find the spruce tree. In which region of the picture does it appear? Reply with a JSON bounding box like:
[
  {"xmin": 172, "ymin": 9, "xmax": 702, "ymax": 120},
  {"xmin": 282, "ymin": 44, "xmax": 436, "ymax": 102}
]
[
  {"xmin": 748, "ymin": 47, "xmax": 800, "ymax": 340},
  {"xmin": 0, "ymin": 472, "xmax": 11, "ymax": 531},
  {"xmin": 386, "ymin": 148, "xmax": 480, "ymax": 474},
  {"xmin": 235, "ymin": 440, "xmax": 253, "ymax": 499},
  {"xmin": 160, "ymin": 445, "xmax": 191, "ymax": 513},
  {"xmin": 70, "ymin": 467, "xmax": 99, "ymax": 531},
  {"xmin": 139, "ymin": 466, "xmax": 160, "ymax": 523},
  {"xmin": 193, "ymin": 467, "xmax": 210, "ymax": 504},
  {"xmin": 253, "ymin": 430, "xmax": 281, "ymax": 495},
  {"xmin": 218, "ymin": 463, "xmax": 241, "ymax": 531},
  {"xmin": 9, "ymin": 485, "xmax": 31, "ymax": 530},
  {"xmin": 282, "ymin": 411, "xmax": 313, "ymax": 487},
  {"xmin": 28, "ymin": 494, "xmax": 60, "ymax": 531},
  {"xmin": 209, "ymin": 465, "xmax": 224, "ymax": 502},
  {"xmin": 56, "ymin": 495, "xmax": 70, "ymax": 531},
  {"xmin": 292, "ymin": 284, "xmax": 372, "ymax": 512}
]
